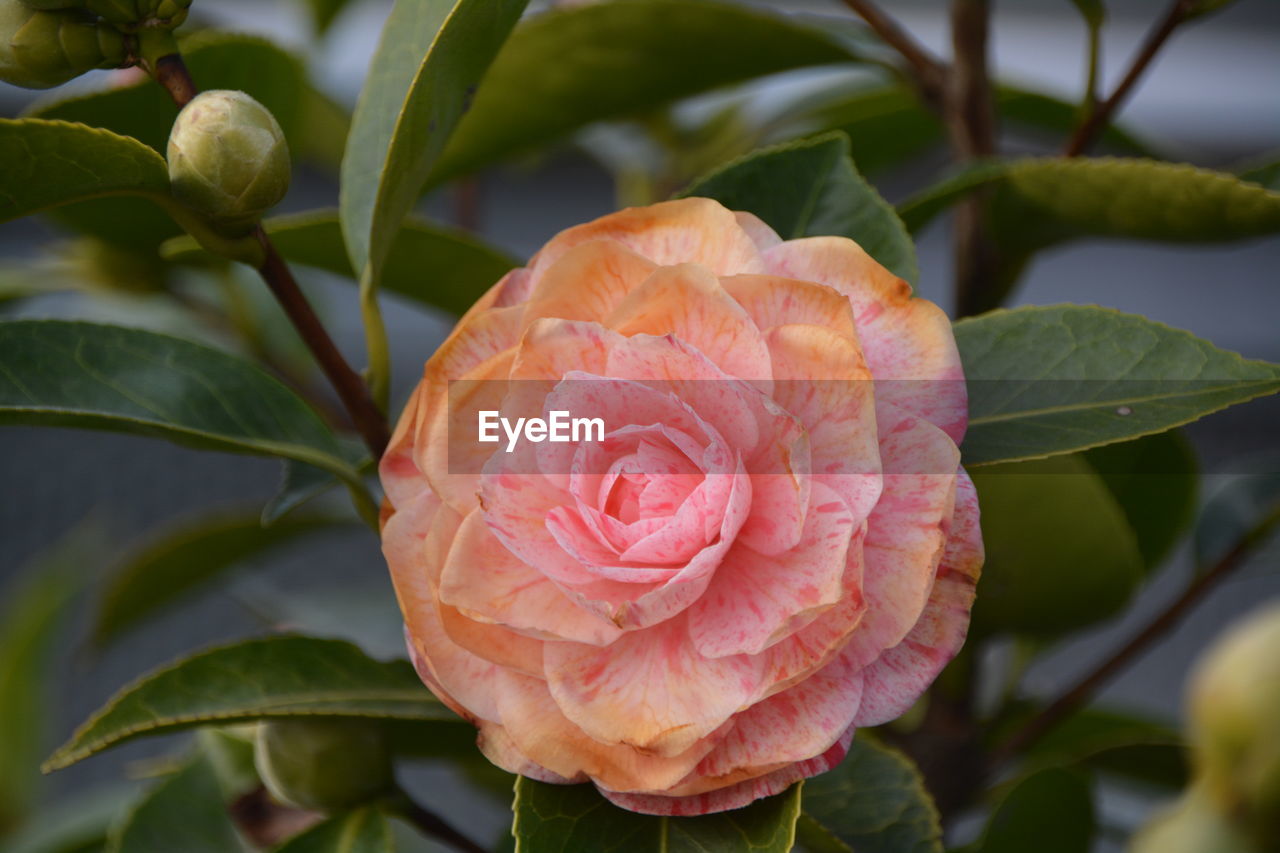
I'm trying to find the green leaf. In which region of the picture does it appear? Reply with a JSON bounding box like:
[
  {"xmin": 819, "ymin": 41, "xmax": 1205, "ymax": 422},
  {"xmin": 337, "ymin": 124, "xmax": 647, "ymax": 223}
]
[
  {"xmin": 340, "ymin": 0, "xmax": 529, "ymax": 282},
  {"xmin": 969, "ymin": 454, "xmax": 1144, "ymax": 637},
  {"xmin": 0, "ymin": 523, "xmax": 104, "ymax": 833},
  {"xmin": 195, "ymin": 728, "xmax": 261, "ymax": 802},
  {"xmin": 900, "ymin": 157, "xmax": 1280, "ymax": 250},
  {"xmin": 429, "ymin": 0, "xmax": 864, "ymax": 187},
  {"xmin": 306, "ymin": 0, "xmax": 356, "ymax": 34},
  {"xmin": 274, "ymin": 808, "xmax": 394, "ymax": 853},
  {"xmin": 511, "ymin": 777, "xmax": 801, "ymax": 853},
  {"xmin": 971, "ymin": 768, "xmax": 1094, "ymax": 853},
  {"xmin": 0, "ymin": 320, "xmax": 362, "ymax": 488},
  {"xmin": 1082, "ymin": 431, "xmax": 1198, "ymax": 571},
  {"xmin": 106, "ymin": 757, "xmax": 243, "ymax": 853},
  {"xmin": 679, "ymin": 132, "xmax": 917, "ymax": 283},
  {"xmin": 45, "ymin": 635, "xmax": 458, "ymax": 771},
  {"xmin": 1239, "ymin": 156, "xmax": 1280, "ymax": 192},
  {"xmin": 956, "ymin": 305, "xmax": 1280, "ymax": 466},
  {"xmin": 1005, "ymin": 705, "xmax": 1188, "ymax": 791},
  {"xmin": 92, "ymin": 511, "xmax": 340, "ymax": 649},
  {"xmin": 163, "ymin": 211, "xmax": 518, "ymax": 317},
  {"xmin": 1195, "ymin": 465, "xmax": 1280, "ymax": 569},
  {"xmin": 799, "ymin": 735, "xmax": 942, "ymax": 853},
  {"xmin": 0, "ymin": 120, "xmax": 170, "ymax": 226}
]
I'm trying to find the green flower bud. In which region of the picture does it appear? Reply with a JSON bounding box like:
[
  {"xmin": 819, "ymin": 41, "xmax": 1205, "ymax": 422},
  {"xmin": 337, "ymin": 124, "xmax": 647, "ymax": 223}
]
[
  {"xmin": 1, "ymin": 1, "xmax": 126, "ymax": 89},
  {"xmin": 254, "ymin": 719, "xmax": 394, "ymax": 813},
  {"xmin": 83, "ymin": 0, "xmax": 189, "ymax": 31},
  {"xmin": 1188, "ymin": 603, "xmax": 1280, "ymax": 845},
  {"xmin": 1130, "ymin": 785, "xmax": 1259, "ymax": 853},
  {"xmin": 167, "ymin": 90, "xmax": 291, "ymax": 236}
]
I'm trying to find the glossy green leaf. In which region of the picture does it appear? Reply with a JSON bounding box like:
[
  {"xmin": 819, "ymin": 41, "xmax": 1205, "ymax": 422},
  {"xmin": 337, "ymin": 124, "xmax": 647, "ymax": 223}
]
[
  {"xmin": 106, "ymin": 757, "xmax": 243, "ymax": 853},
  {"xmin": 799, "ymin": 736, "xmax": 942, "ymax": 853},
  {"xmin": 264, "ymin": 461, "xmax": 345, "ymax": 526},
  {"xmin": 92, "ymin": 511, "xmax": 339, "ymax": 649},
  {"xmin": 428, "ymin": 0, "xmax": 864, "ymax": 187},
  {"xmin": 45, "ymin": 636, "xmax": 457, "ymax": 771},
  {"xmin": 1006, "ymin": 705, "xmax": 1188, "ymax": 791},
  {"xmin": 0, "ymin": 523, "xmax": 104, "ymax": 833},
  {"xmin": 341, "ymin": 0, "xmax": 529, "ymax": 282},
  {"xmin": 900, "ymin": 157, "xmax": 1280, "ymax": 244},
  {"xmin": 0, "ymin": 320, "xmax": 362, "ymax": 488},
  {"xmin": 195, "ymin": 728, "xmax": 260, "ymax": 802},
  {"xmin": 512, "ymin": 777, "xmax": 801, "ymax": 853},
  {"xmin": 679, "ymin": 133, "xmax": 917, "ymax": 283},
  {"xmin": 971, "ymin": 768, "xmax": 1094, "ymax": 853},
  {"xmin": 274, "ymin": 808, "xmax": 394, "ymax": 853},
  {"xmin": 1239, "ymin": 157, "xmax": 1280, "ymax": 192},
  {"xmin": 956, "ymin": 305, "xmax": 1280, "ymax": 465},
  {"xmin": 0, "ymin": 120, "xmax": 170, "ymax": 225},
  {"xmin": 969, "ymin": 454, "xmax": 1144, "ymax": 637},
  {"xmin": 163, "ymin": 211, "xmax": 518, "ymax": 317},
  {"xmin": 1083, "ymin": 431, "xmax": 1198, "ymax": 570},
  {"xmin": 1195, "ymin": 465, "xmax": 1280, "ymax": 569}
]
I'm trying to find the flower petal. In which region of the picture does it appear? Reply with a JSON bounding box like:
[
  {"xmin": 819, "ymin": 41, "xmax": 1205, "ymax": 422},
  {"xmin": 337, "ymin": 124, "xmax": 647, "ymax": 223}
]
[{"xmin": 520, "ymin": 239, "xmax": 658, "ymax": 330}]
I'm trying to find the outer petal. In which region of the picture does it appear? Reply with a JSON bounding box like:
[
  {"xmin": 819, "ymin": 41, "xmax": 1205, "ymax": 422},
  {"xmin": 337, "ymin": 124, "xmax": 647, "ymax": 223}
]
[
  {"xmin": 854, "ymin": 467, "xmax": 983, "ymax": 725},
  {"xmin": 520, "ymin": 239, "xmax": 658, "ymax": 331},
  {"xmin": 544, "ymin": 616, "xmax": 763, "ymax": 757},
  {"xmin": 605, "ymin": 264, "xmax": 772, "ymax": 381},
  {"xmin": 526, "ymin": 197, "xmax": 765, "ymax": 281},
  {"xmin": 687, "ymin": 481, "xmax": 855, "ymax": 658},
  {"xmin": 603, "ymin": 727, "xmax": 854, "ymax": 816},
  {"xmin": 762, "ymin": 237, "xmax": 967, "ymax": 442}
]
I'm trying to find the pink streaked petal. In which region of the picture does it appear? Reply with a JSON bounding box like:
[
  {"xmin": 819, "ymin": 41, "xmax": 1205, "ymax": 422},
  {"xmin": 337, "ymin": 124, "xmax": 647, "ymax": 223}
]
[
  {"xmin": 545, "ymin": 506, "xmax": 682, "ymax": 583},
  {"xmin": 400, "ymin": 602, "xmax": 503, "ymax": 725},
  {"xmin": 526, "ymin": 198, "xmax": 765, "ymax": 281},
  {"xmin": 380, "ymin": 377, "xmax": 428, "ymax": 507},
  {"xmin": 764, "ymin": 323, "xmax": 882, "ymax": 525},
  {"xmin": 602, "ymin": 727, "xmax": 854, "ymax": 816},
  {"xmin": 855, "ymin": 467, "xmax": 983, "ymax": 726},
  {"xmin": 662, "ymin": 654, "xmax": 864, "ymax": 798},
  {"xmin": 520, "ymin": 239, "xmax": 658, "ymax": 330},
  {"xmin": 495, "ymin": 668, "xmax": 720, "ymax": 793},
  {"xmin": 476, "ymin": 721, "xmax": 586, "ymax": 784},
  {"xmin": 438, "ymin": 602, "xmax": 545, "ymax": 677},
  {"xmin": 721, "ymin": 274, "xmax": 859, "ymax": 341},
  {"xmin": 544, "ymin": 615, "xmax": 763, "ymax": 758},
  {"xmin": 438, "ymin": 509, "xmax": 623, "ymax": 646},
  {"xmin": 762, "ymin": 237, "xmax": 967, "ymax": 442},
  {"xmin": 689, "ymin": 481, "xmax": 855, "ymax": 658},
  {"xmin": 736, "ymin": 402, "xmax": 810, "ymax": 556},
  {"xmin": 509, "ymin": 318, "xmax": 622, "ymax": 381},
  {"xmin": 605, "ymin": 263, "xmax": 772, "ymax": 381},
  {"xmin": 842, "ymin": 402, "xmax": 961, "ymax": 671}
]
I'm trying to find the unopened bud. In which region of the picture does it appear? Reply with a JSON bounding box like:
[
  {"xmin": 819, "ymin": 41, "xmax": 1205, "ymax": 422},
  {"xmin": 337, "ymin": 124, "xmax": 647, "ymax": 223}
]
[
  {"xmin": 2, "ymin": 1, "xmax": 126, "ymax": 89},
  {"xmin": 254, "ymin": 719, "xmax": 394, "ymax": 813},
  {"xmin": 166, "ymin": 90, "xmax": 291, "ymax": 236}
]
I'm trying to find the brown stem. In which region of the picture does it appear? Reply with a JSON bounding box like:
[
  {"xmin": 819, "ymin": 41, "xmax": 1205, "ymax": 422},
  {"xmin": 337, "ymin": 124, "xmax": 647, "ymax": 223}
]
[
  {"xmin": 839, "ymin": 0, "xmax": 947, "ymax": 108},
  {"xmin": 152, "ymin": 53, "xmax": 197, "ymax": 108},
  {"xmin": 1064, "ymin": 0, "xmax": 1193, "ymax": 156},
  {"xmin": 992, "ymin": 505, "xmax": 1280, "ymax": 766},
  {"xmin": 147, "ymin": 51, "xmax": 390, "ymax": 460},
  {"xmin": 452, "ymin": 178, "xmax": 482, "ymax": 233},
  {"xmin": 256, "ymin": 230, "xmax": 390, "ymax": 458},
  {"xmin": 946, "ymin": 0, "xmax": 999, "ymax": 318},
  {"xmin": 390, "ymin": 789, "xmax": 487, "ymax": 853}
]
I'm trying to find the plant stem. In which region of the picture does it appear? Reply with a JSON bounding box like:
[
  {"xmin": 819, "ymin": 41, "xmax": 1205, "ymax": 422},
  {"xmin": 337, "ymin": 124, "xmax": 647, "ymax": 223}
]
[
  {"xmin": 991, "ymin": 503, "xmax": 1280, "ymax": 766},
  {"xmin": 1064, "ymin": 0, "xmax": 1193, "ymax": 156},
  {"xmin": 146, "ymin": 49, "xmax": 390, "ymax": 460},
  {"xmin": 256, "ymin": 230, "xmax": 390, "ymax": 458},
  {"xmin": 838, "ymin": 0, "xmax": 946, "ymax": 108},
  {"xmin": 387, "ymin": 788, "xmax": 487, "ymax": 853},
  {"xmin": 946, "ymin": 0, "xmax": 999, "ymax": 318}
]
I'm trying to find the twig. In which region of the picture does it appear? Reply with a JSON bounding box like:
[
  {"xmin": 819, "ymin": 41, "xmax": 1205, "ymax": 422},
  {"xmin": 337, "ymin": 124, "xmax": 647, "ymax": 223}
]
[
  {"xmin": 1064, "ymin": 0, "xmax": 1194, "ymax": 156},
  {"xmin": 839, "ymin": 0, "xmax": 946, "ymax": 108},
  {"xmin": 945, "ymin": 0, "xmax": 998, "ymax": 318},
  {"xmin": 991, "ymin": 503, "xmax": 1280, "ymax": 765},
  {"xmin": 388, "ymin": 788, "xmax": 488, "ymax": 853},
  {"xmin": 147, "ymin": 52, "xmax": 390, "ymax": 460}
]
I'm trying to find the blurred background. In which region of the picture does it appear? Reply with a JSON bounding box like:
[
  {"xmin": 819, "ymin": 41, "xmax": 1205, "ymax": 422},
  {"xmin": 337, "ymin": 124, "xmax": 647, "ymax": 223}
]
[{"xmin": 1, "ymin": 1, "xmax": 1278, "ymax": 850}]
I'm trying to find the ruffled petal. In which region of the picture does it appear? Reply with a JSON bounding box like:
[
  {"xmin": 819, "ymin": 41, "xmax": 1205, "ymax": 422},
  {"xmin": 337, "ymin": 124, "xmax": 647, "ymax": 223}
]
[{"xmin": 520, "ymin": 239, "xmax": 658, "ymax": 330}]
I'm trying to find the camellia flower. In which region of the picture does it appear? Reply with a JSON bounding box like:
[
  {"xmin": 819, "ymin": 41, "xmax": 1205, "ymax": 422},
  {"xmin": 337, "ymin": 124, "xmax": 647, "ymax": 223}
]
[{"xmin": 380, "ymin": 198, "xmax": 983, "ymax": 816}]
